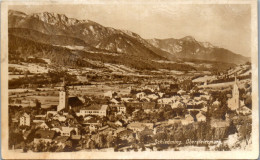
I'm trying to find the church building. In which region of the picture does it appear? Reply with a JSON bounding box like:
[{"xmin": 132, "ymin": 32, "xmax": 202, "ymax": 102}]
[{"xmin": 228, "ymin": 77, "xmax": 240, "ymax": 111}]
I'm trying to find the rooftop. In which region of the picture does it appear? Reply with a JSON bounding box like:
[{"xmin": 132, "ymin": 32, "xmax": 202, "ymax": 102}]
[
  {"xmin": 35, "ymin": 130, "xmax": 56, "ymax": 139},
  {"xmin": 82, "ymin": 104, "xmax": 102, "ymax": 110},
  {"xmin": 81, "ymin": 104, "xmax": 108, "ymax": 111},
  {"xmin": 127, "ymin": 122, "xmax": 154, "ymax": 129},
  {"xmin": 54, "ymin": 136, "xmax": 69, "ymax": 143},
  {"xmin": 68, "ymin": 97, "xmax": 83, "ymax": 107}
]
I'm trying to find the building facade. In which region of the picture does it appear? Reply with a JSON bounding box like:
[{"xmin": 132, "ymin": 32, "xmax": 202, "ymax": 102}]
[
  {"xmin": 20, "ymin": 113, "xmax": 30, "ymax": 126},
  {"xmin": 79, "ymin": 105, "xmax": 108, "ymax": 117}
]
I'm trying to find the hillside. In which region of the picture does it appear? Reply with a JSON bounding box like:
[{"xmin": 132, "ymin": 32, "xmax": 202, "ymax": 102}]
[
  {"xmin": 8, "ymin": 34, "xmax": 195, "ymax": 71},
  {"xmin": 8, "ymin": 10, "xmax": 173, "ymax": 61}
]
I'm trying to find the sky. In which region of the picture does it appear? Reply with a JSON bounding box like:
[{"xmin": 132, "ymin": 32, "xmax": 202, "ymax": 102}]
[{"xmin": 9, "ymin": 3, "xmax": 251, "ymax": 57}]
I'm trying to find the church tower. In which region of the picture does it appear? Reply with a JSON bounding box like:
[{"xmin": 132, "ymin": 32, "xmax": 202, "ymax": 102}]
[
  {"xmin": 57, "ymin": 78, "xmax": 68, "ymax": 111},
  {"xmin": 228, "ymin": 76, "xmax": 240, "ymax": 110},
  {"xmin": 228, "ymin": 76, "xmax": 240, "ymax": 111},
  {"xmin": 233, "ymin": 76, "xmax": 240, "ymax": 109}
]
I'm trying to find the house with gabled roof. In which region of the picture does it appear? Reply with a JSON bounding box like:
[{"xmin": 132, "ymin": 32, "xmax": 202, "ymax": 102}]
[
  {"xmin": 136, "ymin": 92, "xmax": 146, "ymax": 99},
  {"xmin": 115, "ymin": 120, "xmax": 123, "ymax": 127},
  {"xmin": 36, "ymin": 122, "xmax": 51, "ymax": 130},
  {"xmin": 111, "ymin": 98, "xmax": 120, "ymax": 104},
  {"xmin": 34, "ymin": 130, "xmax": 56, "ymax": 144},
  {"xmin": 61, "ymin": 126, "xmax": 78, "ymax": 137},
  {"xmin": 181, "ymin": 114, "xmax": 194, "ymax": 125},
  {"xmin": 98, "ymin": 125, "xmax": 116, "ymax": 135},
  {"xmin": 104, "ymin": 91, "xmax": 117, "ymax": 98},
  {"xmin": 196, "ymin": 112, "xmax": 206, "ymax": 122},
  {"xmin": 84, "ymin": 117, "xmax": 102, "ymax": 132},
  {"xmin": 110, "ymin": 104, "xmax": 126, "ymax": 114}
]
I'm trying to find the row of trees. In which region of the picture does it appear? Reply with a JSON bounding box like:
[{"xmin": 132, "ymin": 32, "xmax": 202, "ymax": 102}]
[{"xmin": 8, "ymin": 70, "xmax": 77, "ymax": 89}]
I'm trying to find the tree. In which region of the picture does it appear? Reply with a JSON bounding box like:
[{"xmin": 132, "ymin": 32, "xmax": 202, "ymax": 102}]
[
  {"xmin": 225, "ymin": 121, "xmax": 237, "ymax": 137},
  {"xmin": 64, "ymin": 140, "xmax": 73, "ymax": 151},
  {"xmin": 139, "ymin": 133, "xmax": 153, "ymax": 144},
  {"xmin": 35, "ymin": 99, "xmax": 41, "ymax": 108},
  {"xmin": 99, "ymin": 134, "xmax": 107, "ymax": 148},
  {"xmin": 126, "ymin": 106, "xmax": 135, "ymax": 116},
  {"xmin": 215, "ymin": 144, "xmax": 231, "ymax": 151},
  {"xmin": 154, "ymin": 132, "xmax": 167, "ymax": 141},
  {"xmin": 244, "ymin": 95, "xmax": 252, "ymax": 109},
  {"xmin": 9, "ymin": 132, "xmax": 24, "ymax": 149},
  {"xmin": 180, "ymin": 80, "xmax": 194, "ymax": 91},
  {"xmin": 35, "ymin": 141, "xmax": 46, "ymax": 152}
]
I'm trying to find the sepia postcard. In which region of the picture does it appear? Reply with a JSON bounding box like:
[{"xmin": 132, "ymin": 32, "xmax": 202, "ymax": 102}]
[{"xmin": 1, "ymin": 0, "xmax": 259, "ymax": 159}]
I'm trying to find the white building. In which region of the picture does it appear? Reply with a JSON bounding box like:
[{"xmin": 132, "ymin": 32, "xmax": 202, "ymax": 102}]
[
  {"xmin": 158, "ymin": 97, "xmax": 174, "ymax": 104},
  {"xmin": 111, "ymin": 98, "xmax": 119, "ymax": 104},
  {"xmin": 104, "ymin": 91, "xmax": 116, "ymax": 98},
  {"xmin": 115, "ymin": 120, "xmax": 123, "ymax": 126},
  {"xmin": 147, "ymin": 94, "xmax": 159, "ymax": 100},
  {"xmin": 20, "ymin": 113, "xmax": 30, "ymax": 126},
  {"xmin": 177, "ymin": 89, "xmax": 186, "ymax": 95},
  {"xmin": 196, "ymin": 112, "xmax": 206, "ymax": 122},
  {"xmin": 136, "ymin": 92, "xmax": 146, "ymax": 99},
  {"xmin": 79, "ymin": 105, "xmax": 108, "ymax": 117},
  {"xmin": 117, "ymin": 105, "xmax": 126, "ymax": 114},
  {"xmin": 61, "ymin": 127, "xmax": 78, "ymax": 136},
  {"xmin": 171, "ymin": 101, "xmax": 185, "ymax": 109},
  {"xmin": 237, "ymin": 106, "xmax": 251, "ymax": 115},
  {"xmin": 181, "ymin": 114, "xmax": 194, "ymax": 125}
]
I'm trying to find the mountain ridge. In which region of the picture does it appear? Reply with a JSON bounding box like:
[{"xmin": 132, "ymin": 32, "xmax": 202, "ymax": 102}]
[
  {"xmin": 9, "ymin": 10, "xmax": 173, "ymax": 61},
  {"xmin": 146, "ymin": 37, "xmax": 249, "ymax": 64},
  {"xmin": 8, "ymin": 10, "xmax": 249, "ymax": 66}
]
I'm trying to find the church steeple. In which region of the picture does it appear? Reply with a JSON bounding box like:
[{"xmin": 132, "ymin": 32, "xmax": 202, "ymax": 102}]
[
  {"xmin": 228, "ymin": 75, "xmax": 240, "ymax": 111},
  {"xmin": 61, "ymin": 77, "xmax": 67, "ymax": 91},
  {"xmin": 58, "ymin": 77, "xmax": 68, "ymax": 111},
  {"xmin": 234, "ymin": 75, "xmax": 239, "ymax": 85},
  {"xmin": 233, "ymin": 76, "xmax": 240, "ymax": 109}
]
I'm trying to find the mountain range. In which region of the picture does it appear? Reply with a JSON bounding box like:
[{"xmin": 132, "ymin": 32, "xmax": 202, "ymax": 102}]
[
  {"xmin": 8, "ymin": 10, "xmax": 249, "ymax": 70},
  {"xmin": 147, "ymin": 37, "xmax": 248, "ymax": 64}
]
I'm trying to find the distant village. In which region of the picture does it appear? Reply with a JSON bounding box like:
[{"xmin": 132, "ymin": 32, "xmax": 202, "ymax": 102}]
[{"xmin": 9, "ymin": 68, "xmax": 252, "ymax": 152}]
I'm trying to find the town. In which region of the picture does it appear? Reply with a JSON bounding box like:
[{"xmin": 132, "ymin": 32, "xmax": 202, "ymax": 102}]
[{"xmin": 8, "ymin": 60, "xmax": 252, "ymax": 152}]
